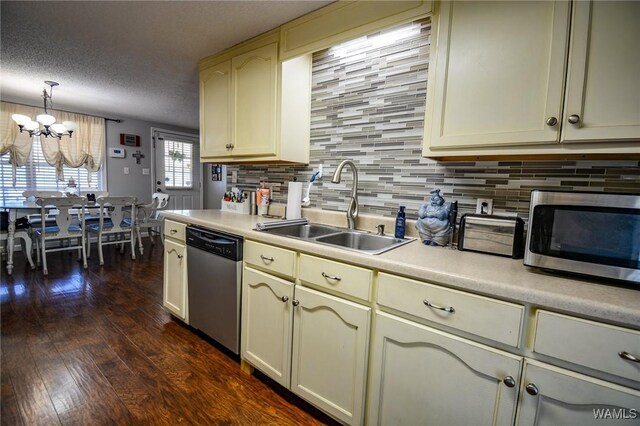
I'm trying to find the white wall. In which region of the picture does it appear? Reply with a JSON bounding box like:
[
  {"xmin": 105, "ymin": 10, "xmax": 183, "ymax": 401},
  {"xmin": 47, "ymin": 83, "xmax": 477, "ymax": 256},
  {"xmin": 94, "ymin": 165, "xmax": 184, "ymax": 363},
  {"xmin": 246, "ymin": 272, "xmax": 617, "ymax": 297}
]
[{"xmin": 105, "ymin": 118, "xmax": 196, "ymax": 204}]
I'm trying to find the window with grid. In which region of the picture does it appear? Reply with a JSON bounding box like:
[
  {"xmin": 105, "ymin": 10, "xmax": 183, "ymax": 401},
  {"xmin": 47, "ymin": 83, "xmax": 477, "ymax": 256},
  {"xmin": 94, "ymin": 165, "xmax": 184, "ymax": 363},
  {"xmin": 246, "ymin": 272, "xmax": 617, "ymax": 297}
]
[
  {"xmin": 164, "ymin": 140, "xmax": 193, "ymax": 188},
  {"xmin": 0, "ymin": 138, "xmax": 104, "ymax": 203}
]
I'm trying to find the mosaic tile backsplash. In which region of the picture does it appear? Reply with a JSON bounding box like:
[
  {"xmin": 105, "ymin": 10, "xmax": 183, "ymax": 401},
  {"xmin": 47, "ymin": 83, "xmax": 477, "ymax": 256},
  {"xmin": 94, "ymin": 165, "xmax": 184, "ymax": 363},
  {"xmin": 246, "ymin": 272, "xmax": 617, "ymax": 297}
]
[{"xmin": 228, "ymin": 18, "xmax": 640, "ymax": 222}]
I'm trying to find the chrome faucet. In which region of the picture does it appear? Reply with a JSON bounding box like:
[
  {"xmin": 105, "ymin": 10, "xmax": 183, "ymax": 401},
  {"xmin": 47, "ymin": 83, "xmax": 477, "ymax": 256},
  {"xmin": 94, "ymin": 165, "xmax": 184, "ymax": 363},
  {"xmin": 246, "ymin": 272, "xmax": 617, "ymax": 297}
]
[{"xmin": 331, "ymin": 160, "xmax": 359, "ymax": 229}]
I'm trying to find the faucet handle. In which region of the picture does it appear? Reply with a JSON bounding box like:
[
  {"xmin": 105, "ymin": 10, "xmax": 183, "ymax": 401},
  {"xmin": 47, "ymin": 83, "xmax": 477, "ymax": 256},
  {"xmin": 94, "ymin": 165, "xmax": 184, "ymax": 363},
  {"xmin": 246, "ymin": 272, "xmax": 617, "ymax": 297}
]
[{"xmin": 376, "ymin": 224, "xmax": 385, "ymax": 235}]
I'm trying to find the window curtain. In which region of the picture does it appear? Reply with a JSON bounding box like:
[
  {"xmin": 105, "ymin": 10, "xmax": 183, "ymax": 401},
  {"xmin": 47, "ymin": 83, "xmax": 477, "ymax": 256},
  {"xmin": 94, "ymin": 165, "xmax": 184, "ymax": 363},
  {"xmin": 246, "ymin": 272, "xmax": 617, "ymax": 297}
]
[
  {"xmin": 0, "ymin": 101, "xmax": 105, "ymax": 185},
  {"xmin": 0, "ymin": 102, "xmax": 34, "ymax": 185}
]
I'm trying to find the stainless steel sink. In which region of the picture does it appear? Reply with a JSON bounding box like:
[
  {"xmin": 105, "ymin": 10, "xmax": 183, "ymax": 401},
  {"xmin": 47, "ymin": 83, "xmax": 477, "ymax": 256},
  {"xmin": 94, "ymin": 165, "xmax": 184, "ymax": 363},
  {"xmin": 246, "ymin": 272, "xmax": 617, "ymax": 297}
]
[
  {"xmin": 263, "ymin": 223, "xmax": 342, "ymax": 239},
  {"xmin": 315, "ymin": 231, "xmax": 413, "ymax": 255},
  {"xmin": 258, "ymin": 222, "xmax": 414, "ymax": 255}
]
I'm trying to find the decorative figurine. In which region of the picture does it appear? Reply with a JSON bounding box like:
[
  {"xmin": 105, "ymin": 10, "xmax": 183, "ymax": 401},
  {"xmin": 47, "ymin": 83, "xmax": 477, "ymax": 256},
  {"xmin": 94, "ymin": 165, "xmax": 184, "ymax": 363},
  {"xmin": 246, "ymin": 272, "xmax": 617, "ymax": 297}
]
[{"xmin": 416, "ymin": 189, "xmax": 454, "ymax": 246}]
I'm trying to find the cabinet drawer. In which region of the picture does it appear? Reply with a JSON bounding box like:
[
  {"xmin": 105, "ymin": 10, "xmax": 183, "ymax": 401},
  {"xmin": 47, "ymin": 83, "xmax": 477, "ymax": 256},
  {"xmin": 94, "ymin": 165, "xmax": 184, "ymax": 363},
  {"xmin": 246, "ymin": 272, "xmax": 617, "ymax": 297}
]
[
  {"xmin": 298, "ymin": 254, "xmax": 373, "ymax": 302},
  {"xmin": 164, "ymin": 219, "xmax": 186, "ymax": 242},
  {"xmin": 244, "ymin": 240, "xmax": 296, "ymax": 280},
  {"xmin": 533, "ymin": 310, "xmax": 640, "ymax": 381},
  {"xmin": 377, "ymin": 273, "xmax": 524, "ymax": 347}
]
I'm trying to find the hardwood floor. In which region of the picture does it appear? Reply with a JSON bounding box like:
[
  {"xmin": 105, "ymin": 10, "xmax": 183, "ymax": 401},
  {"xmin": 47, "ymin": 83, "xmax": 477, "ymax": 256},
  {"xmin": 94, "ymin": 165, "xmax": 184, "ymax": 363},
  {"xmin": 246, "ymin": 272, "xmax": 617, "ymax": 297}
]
[{"xmin": 1, "ymin": 240, "xmax": 337, "ymax": 425}]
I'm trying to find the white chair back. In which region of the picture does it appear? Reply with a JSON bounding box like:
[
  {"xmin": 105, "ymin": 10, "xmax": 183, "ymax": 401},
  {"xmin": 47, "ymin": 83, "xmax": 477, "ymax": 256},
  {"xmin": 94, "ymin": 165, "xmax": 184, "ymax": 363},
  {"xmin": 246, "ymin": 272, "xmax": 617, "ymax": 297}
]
[
  {"xmin": 95, "ymin": 196, "xmax": 137, "ymax": 232},
  {"xmin": 36, "ymin": 196, "xmax": 86, "ymax": 238}
]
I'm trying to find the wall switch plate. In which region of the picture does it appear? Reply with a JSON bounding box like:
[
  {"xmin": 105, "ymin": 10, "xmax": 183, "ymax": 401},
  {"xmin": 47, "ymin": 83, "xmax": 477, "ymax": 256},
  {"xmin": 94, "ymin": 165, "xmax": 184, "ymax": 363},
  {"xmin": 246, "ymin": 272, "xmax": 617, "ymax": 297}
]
[
  {"xmin": 142, "ymin": 168, "xmax": 150, "ymax": 175},
  {"xmin": 124, "ymin": 167, "xmax": 130, "ymax": 175},
  {"xmin": 231, "ymin": 170, "xmax": 238, "ymax": 183},
  {"xmin": 476, "ymin": 198, "xmax": 493, "ymax": 214}
]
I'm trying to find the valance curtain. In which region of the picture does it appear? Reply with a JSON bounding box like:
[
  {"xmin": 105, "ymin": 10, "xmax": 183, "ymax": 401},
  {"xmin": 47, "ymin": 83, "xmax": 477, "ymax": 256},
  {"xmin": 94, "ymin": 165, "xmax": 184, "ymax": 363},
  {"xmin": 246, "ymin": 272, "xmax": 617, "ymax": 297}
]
[
  {"xmin": 0, "ymin": 101, "xmax": 105, "ymax": 185},
  {"xmin": 0, "ymin": 102, "xmax": 34, "ymax": 185}
]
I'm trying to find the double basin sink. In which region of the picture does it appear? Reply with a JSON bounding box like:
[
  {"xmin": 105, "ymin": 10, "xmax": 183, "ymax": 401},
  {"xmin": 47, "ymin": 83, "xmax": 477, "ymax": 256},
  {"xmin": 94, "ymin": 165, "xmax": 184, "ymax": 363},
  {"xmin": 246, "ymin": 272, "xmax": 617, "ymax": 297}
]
[{"xmin": 258, "ymin": 223, "xmax": 414, "ymax": 255}]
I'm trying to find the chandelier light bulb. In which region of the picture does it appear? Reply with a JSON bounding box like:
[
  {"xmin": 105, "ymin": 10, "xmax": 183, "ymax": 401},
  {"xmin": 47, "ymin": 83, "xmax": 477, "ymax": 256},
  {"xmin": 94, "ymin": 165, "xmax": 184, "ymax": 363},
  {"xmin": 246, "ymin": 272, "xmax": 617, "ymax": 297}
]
[
  {"xmin": 51, "ymin": 123, "xmax": 68, "ymax": 134},
  {"xmin": 37, "ymin": 113, "xmax": 56, "ymax": 126},
  {"xmin": 12, "ymin": 114, "xmax": 31, "ymax": 126},
  {"xmin": 24, "ymin": 121, "xmax": 39, "ymax": 131},
  {"xmin": 62, "ymin": 120, "xmax": 77, "ymax": 131}
]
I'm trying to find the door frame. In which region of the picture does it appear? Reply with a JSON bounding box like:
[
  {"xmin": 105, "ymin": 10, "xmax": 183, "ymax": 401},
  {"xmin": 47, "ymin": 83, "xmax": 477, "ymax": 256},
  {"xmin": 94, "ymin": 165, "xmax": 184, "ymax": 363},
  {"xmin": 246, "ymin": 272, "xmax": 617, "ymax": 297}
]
[{"xmin": 150, "ymin": 127, "xmax": 203, "ymax": 208}]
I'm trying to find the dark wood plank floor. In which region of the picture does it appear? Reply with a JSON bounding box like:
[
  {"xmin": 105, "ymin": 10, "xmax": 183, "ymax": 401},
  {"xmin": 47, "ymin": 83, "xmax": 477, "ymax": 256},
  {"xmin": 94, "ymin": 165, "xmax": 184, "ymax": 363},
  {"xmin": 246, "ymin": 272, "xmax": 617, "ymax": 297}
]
[{"xmin": 1, "ymin": 240, "xmax": 336, "ymax": 425}]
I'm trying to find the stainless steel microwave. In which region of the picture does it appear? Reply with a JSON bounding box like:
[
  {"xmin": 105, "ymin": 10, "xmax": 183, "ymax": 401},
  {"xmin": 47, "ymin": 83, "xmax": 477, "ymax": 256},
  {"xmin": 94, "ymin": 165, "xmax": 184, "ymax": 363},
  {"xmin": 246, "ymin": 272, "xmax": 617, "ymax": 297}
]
[{"xmin": 525, "ymin": 190, "xmax": 640, "ymax": 284}]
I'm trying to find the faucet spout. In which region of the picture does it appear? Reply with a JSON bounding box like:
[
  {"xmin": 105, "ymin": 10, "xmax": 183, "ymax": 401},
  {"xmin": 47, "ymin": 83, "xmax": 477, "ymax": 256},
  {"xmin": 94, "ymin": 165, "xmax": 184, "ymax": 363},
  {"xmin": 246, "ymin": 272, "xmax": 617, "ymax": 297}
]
[{"xmin": 331, "ymin": 160, "xmax": 359, "ymax": 229}]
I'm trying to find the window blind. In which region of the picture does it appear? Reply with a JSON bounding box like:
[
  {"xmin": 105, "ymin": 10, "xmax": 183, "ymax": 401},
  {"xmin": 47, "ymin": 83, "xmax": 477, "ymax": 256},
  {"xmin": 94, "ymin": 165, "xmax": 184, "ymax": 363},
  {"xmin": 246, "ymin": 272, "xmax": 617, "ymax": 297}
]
[{"xmin": 0, "ymin": 138, "xmax": 104, "ymax": 203}]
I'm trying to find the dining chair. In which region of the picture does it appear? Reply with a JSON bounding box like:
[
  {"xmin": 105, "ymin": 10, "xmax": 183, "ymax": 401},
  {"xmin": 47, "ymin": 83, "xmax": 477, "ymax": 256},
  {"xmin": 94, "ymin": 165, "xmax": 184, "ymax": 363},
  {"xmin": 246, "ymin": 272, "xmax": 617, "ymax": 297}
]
[
  {"xmin": 34, "ymin": 196, "xmax": 87, "ymax": 275},
  {"xmin": 86, "ymin": 196, "xmax": 137, "ymax": 265},
  {"xmin": 133, "ymin": 192, "xmax": 169, "ymax": 255},
  {"xmin": 22, "ymin": 190, "xmax": 63, "ymax": 229},
  {"xmin": 79, "ymin": 191, "xmax": 110, "ymax": 225}
]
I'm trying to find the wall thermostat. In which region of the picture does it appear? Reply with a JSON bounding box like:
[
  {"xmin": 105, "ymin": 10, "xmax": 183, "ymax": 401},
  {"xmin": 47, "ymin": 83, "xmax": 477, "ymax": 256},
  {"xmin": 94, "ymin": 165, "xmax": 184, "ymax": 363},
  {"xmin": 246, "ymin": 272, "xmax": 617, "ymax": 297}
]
[{"xmin": 109, "ymin": 147, "xmax": 126, "ymax": 158}]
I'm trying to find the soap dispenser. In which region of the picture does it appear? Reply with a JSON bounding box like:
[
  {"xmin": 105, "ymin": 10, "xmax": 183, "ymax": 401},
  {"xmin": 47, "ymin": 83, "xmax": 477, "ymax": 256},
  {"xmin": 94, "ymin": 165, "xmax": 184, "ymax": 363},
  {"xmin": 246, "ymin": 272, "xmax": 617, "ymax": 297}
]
[{"xmin": 395, "ymin": 206, "xmax": 406, "ymax": 239}]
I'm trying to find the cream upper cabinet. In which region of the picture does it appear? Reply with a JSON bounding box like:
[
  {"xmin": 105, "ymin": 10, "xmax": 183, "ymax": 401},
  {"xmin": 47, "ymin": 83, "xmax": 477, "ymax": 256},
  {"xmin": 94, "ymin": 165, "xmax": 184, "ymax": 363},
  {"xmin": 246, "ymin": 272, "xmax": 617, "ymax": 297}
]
[
  {"xmin": 241, "ymin": 266, "xmax": 293, "ymax": 387},
  {"xmin": 231, "ymin": 43, "xmax": 278, "ymax": 157},
  {"xmin": 516, "ymin": 360, "xmax": 640, "ymax": 425},
  {"xmin": 562, "ymin": 0, "xmax": 640, "ymax": 142},
  {"xmin": 199, "ymin": 30, "xmax": 311, "ymax": 164},
  {"xmin": 290, "ymin": 285, "xmax": 370, "ymax": 426},
  {"xmin": 199, "ymin": 60, "xmax": 231, "ymax": 158},
  {"xmin": 426, "ymin": 0, "xmax": 570, "ymax": 150},
  {"xmin": 368, "ymin": 312, "xmax": 522, "ymax": 426},
  {"xmin": 424, "ymin": 0, "xmax": 640, "ymax": 158}
]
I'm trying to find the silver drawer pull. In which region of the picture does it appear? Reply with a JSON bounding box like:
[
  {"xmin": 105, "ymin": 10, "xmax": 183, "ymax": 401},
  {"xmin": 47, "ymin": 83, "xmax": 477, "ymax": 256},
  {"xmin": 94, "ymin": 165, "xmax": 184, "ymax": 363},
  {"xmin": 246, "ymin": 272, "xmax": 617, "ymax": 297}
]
[
  {"xmin": 167, "ymin": 248, "xmax": 183, "ymax": 259},
  {"xmin": 423, "ymin": 300, "xmax": 455, "ymax": 313},
  {"xmin": 619, "ymin": 351, "xmax": 640, "ymax": 363},
  {"xmin": 170, "ymin": 229, "xmax": 178, "ymax": 234},
  {"xmin": 281, "ymin": 295, "xmax": 289, "ymax": 303},
  {"xmin": 260, "ymin": 254, "xmax": 274, "ymax": 262},
  {"xmin": 322, "ymin": 272, "xmax": 342, "ymax": 281}
]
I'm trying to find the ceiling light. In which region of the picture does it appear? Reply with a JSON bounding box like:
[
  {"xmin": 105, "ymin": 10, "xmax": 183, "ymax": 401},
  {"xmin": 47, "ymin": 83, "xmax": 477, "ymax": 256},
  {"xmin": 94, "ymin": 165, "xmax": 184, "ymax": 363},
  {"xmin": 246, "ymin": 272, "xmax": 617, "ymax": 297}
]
[{"xmin": 12, "ymin": 81, "xmax": 76, "ymax": 139}]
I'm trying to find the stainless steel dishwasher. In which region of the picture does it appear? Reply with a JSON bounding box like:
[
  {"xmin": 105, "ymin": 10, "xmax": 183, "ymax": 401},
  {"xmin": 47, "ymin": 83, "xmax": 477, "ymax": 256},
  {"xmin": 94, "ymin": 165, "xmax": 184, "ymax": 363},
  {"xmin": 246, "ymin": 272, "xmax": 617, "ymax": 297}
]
[{"xmin": 186, "ymin": 225, "xmax": 243, "ymax": 354}]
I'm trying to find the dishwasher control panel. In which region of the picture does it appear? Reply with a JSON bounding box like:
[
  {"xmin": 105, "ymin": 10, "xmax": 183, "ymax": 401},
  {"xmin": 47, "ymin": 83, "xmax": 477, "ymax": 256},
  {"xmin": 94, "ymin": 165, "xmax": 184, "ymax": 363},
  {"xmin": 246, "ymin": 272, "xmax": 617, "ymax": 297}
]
[{"xmin": 186, "ymin": 226, "xmax": 243, "ymax": 262}]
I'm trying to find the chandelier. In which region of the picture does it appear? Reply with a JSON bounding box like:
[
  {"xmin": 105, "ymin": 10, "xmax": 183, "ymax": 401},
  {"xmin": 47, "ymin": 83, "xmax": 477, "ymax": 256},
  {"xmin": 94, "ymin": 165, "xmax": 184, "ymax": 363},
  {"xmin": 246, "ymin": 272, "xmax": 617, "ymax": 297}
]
[{"xmin": 11, "ymin": 81, "xmax": 77, "ymax": 139}]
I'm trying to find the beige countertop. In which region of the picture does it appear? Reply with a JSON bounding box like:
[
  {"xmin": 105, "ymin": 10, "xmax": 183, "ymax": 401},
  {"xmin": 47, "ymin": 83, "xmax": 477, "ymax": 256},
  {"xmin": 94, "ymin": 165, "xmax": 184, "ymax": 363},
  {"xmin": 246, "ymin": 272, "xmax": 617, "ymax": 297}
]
[{"xmin": 162, "ymin": 209, "xmax": 640, "ymax": 330}]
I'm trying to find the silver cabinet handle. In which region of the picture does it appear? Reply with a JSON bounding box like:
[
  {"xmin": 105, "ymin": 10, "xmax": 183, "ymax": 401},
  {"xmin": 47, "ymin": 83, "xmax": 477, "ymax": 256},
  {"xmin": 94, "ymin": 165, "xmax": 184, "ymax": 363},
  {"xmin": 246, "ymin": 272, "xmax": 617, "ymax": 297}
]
[
  {"xmin": 568, "ymin": 114, "xmax": 580, "ymax": 124},
  {"xmin": 260, "ymin": 254, "xmax": 274, "ymax": 262},
  {"xmin": 226, "ymin": 143, "xmax": 234, "ymax": 150},
  {"xmin": 281, "ymin": 295, "xmax": 289, "ymax": 303},
  {"xmin": 423, "ymin": 300, "xmax": 455, "ymax": 313},
  {"xmin": 167, "ymin": 248, "xmax": 183, "ymax": 259},
  {"xmin": 292, "ymin": 299, "xmax": 300, "ymax": 307},
  {"xmin": 322, "ymin": 272, "xmax": 342, "ymax": 281},
  {"xmin": 525, "ymin": 383, "xmax": 539, "ymax": 396},
  {"xmin": 503, "ymin": 376, "xmax": 516, "ymax": 388},
  {"xmin": 546, "ymin": 117, "xmax": 558, "ymax": 126},
  {"xmin": 619, "ymin": 351, "xmax": 640, "ymax": 363},
  {"xmin": 170, "ymin": 229, "xmax": 178, "ymax": 234}
]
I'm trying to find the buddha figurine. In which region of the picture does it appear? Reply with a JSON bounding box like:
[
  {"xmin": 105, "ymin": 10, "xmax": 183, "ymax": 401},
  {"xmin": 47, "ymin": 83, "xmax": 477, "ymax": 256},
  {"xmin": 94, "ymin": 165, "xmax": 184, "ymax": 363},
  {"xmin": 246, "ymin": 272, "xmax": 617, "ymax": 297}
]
[{"xmin": 416, "ymin": 189, "xmax": 453, "ymax": 246}]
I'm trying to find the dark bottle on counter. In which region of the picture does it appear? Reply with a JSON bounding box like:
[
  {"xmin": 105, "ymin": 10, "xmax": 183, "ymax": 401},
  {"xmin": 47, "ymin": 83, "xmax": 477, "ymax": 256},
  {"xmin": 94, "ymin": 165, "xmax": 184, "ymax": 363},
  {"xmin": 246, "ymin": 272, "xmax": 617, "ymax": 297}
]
[{"xmin": 395, "ymin": 206, "xmax": 406, "ymax": 239}]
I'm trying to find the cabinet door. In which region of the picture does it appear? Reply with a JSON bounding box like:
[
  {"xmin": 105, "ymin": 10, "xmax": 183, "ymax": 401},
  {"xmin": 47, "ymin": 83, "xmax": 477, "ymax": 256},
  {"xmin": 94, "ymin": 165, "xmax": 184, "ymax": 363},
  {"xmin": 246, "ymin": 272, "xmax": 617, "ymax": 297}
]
[
  {"xmin": 291, "ymin": 286, "xmax": 370, "ymax": 426},
  {"xmin": 517, "ymin": 360, "xmax": 640, "ymax": 425},
  {"xmin": 368, "ymin": 312, "xmax": 522, "ymax": 426},
  {"xmin": 426, "ymin": 1, "xmax": 570, "ymax": 149},
  {"xmin": 231, "ymin": 43, "xmax": 278, "ymax": 157},
  {"xmin": 163, "ymin": 239, "xmax": 188, "ymax": 321},
  {"xmin": 200, "ymin": 61, "xmax": 232, "ymax": 158},
  {"xmin": 241, "ymin": 266, "xmax": 293, "ymax": 387},
  {"xmin": 562, "ymin": 1, "xmax": 640, "ymax": 142}
]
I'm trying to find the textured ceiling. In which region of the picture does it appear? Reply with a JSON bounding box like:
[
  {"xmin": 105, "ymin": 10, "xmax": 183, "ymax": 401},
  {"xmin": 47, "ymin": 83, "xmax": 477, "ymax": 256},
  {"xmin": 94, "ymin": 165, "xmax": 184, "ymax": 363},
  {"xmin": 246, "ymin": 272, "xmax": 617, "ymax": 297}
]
[{"xmin": 1, "ymin": 0, "xmax": 331, "ymax": 130}]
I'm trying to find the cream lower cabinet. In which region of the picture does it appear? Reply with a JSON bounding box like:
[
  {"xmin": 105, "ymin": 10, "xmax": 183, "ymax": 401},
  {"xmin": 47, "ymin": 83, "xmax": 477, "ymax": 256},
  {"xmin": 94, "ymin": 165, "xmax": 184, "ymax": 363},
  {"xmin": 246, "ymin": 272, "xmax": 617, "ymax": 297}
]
[
  {"xmin": 368, "ymin": 311, "xmax": 522, "ymax": 426},
  {"xmin": 516, "ymin": 360, "xmax": 640, "ymax": 425},
  {"xmin": 291, "ymin": 285, "xmax": 371, "ymax": 426},
  {"xmin": 241, "ymin": 266, "xmax": 293, "ymax": 387},
  {"xmin": 163, "ymin": 238, "xmax": 188, "ymax": 322}
]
